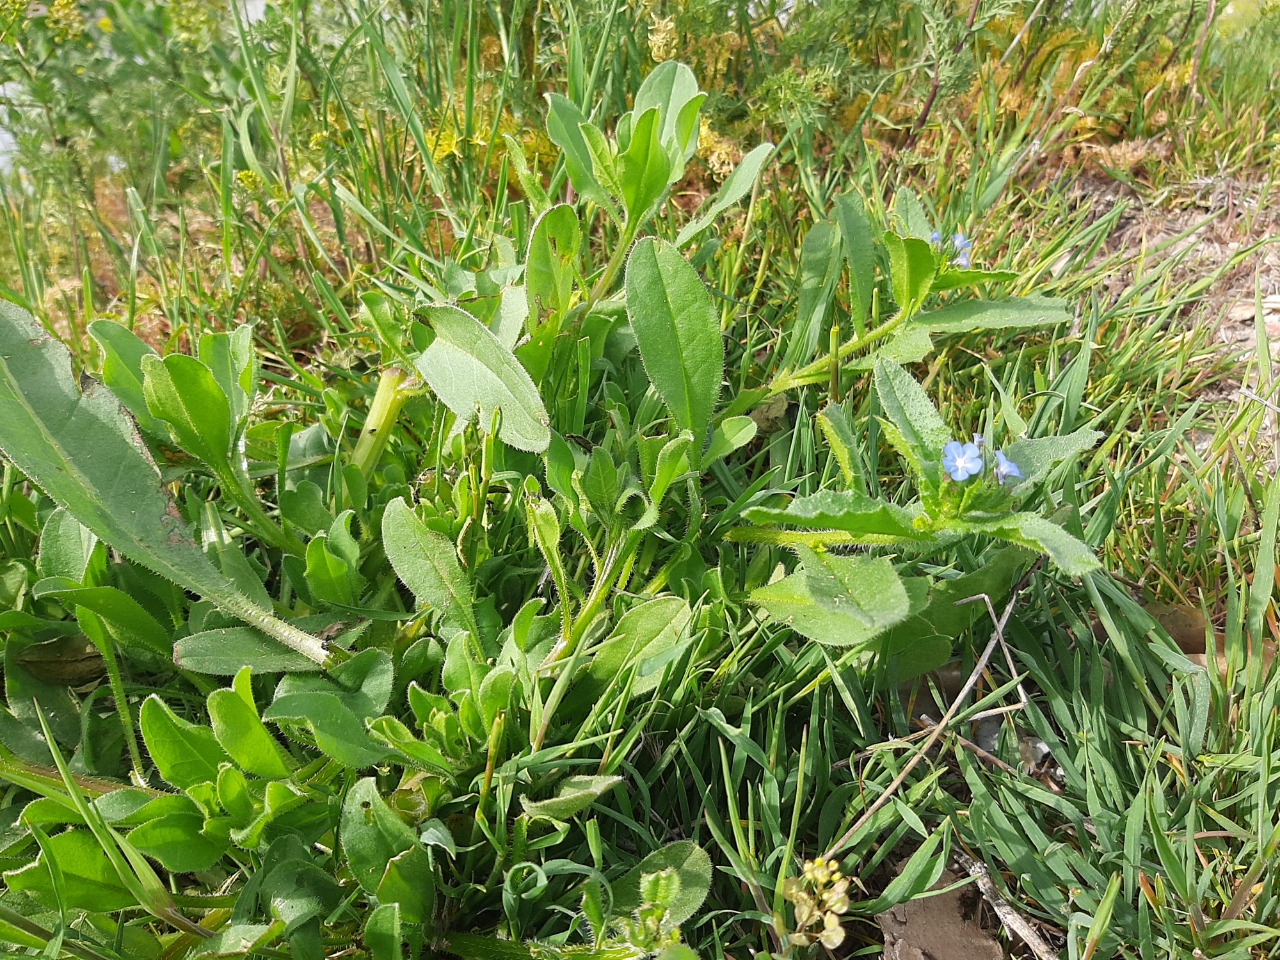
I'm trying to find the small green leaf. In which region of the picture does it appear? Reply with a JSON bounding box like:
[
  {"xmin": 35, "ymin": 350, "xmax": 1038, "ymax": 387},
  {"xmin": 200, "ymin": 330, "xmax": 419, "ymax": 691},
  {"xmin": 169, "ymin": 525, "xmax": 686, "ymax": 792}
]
[
  {"xmin": 874, "ymin": 359, "xmax": 950, "ymax": 481},
  {"xmin": 833, "ymin": 191, "xmax": 877, "ymax": 328},
  {"xmin": 582, "ymin": 596, "xmax": 692, "ymax": 698},
  {"xmin": 340, "ymin": 778, "xmax": 419, "ymax": 896},
  {"xmin": 142, "ymin": 354, "xmax": 233, "ymax": 469},
  {"xmin": 884, "ymin": 231, "xmax": 936, "ymax": 319},
  {"xmin": 128, "ymin": 812, "xmax": 228, "ymax": 874},
  {"xmin": 521, "ymin": 774, "xmax": 622, "ymax": 819},
  {"xmin": 618, "ymin": 107, "xmax": 672, "ymax": 221},
  {"xmin": 383, "ymin": 497, "xmax": 478, "ymax": 636},
  {"xmin": 139, "ymin": 696, "xmax": 230, "ymax": 790},
  {"xmin": 88, "ymin": 319, "xmax": 164, "ymax": 435},
  {"xmin": 545, "ymin": 94, "xmax": 612, "ymax": 212},
  {"xmin": 416, "ymin": 305, "xmax": 551, "ymax": 453},
  {"xmin": 930, "ymin": 268, "xmax": 1019, "ymax": 292},
  {"xmin": 525, "ymin": 204, "xmax": 580, "ymax": 321},
  {"xmin": 625, "ymin": 238, "xmax": 724, "ymax": 451},
  {"xmin": 675, "ymin": 142, "xmax": 773, "ymax": 246},
  {"xmin": 966, "ymin": 513, "xmax": 1101, "ymax": 576},
  {"xmin": 197, "ymin": 325, "xmax": 255, "ymax": 430},
  {"xmin": 364, "ymin": 903, "xmax": 402, "ymax": 960},
  {"xmin": 1002, "ymin": 427, "xmax": 1103, "ymax": 487},
  {"xmin": 633, "ymin": 60, "xmax": 703, "ymax": 164},
  {"xmin": 208, "ymin": 667, "xmax": 293, "ymax": 779}
]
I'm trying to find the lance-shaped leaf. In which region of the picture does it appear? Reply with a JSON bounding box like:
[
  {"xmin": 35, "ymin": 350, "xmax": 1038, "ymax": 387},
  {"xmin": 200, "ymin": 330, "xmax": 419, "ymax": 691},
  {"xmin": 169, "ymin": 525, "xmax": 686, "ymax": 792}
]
[
  {"xmin": 625, "ymin": 238, "xmax": 724, "ymax": 450},
  {"xmin": 744, "ymin": 491, "xmax": 931, "ymax": 543},
  {"xmin": 0, "ymin": 301, "xmax": 330, "ymax": 666},
  {"xmin": 912, "ymin": 296, "xmax": 1069, "ymax": 332},
  {"xmin": 416, "ymin": 305, "xmax": 551, "ymax": 453},
  {"xmin": 142, "ymin": 353, "xmax": 233, "ymax": 469},
  {"xmin": 382, "ymin": 497, "xmax": 479, "ymax": 637},
  {"xmin": 675, "ymin": 142, "xmax": 774, "ymax": 246}
]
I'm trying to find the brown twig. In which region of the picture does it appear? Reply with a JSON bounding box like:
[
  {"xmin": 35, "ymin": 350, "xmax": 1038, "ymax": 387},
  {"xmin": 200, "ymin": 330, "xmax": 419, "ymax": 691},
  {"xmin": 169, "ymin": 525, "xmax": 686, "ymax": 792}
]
[
  {"xmin": 822, "ymin": 588, "xmax": 1025, "ymax": 861},
  {"xmin": 955, "ymin": 850, "xmax": 1059, "ymax": 960}
]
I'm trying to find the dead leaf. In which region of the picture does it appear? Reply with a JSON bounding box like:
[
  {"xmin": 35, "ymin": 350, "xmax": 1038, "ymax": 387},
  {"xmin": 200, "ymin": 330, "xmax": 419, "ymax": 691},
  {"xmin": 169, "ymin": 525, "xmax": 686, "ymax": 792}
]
[
  {"xmin": 876, "ymin": 868, "xmax": 1002, "ymax": 960},
  {"xmin": 1144, "ymin": 600, "xmax": 1277, "ymax": 678}
]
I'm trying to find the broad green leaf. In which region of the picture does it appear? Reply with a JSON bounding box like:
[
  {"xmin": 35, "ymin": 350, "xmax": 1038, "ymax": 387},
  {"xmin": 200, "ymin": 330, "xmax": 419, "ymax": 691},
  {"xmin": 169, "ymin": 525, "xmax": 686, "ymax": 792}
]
[
  {"xmin": 544, "ymin": 94, "xmax": 612, "ymax": 211},
  {"xmin": 36, "ymin": 507, "xmax": 99, "ymax": 582},
  {"xmin": 416, "ymin": 305, "xmax": 551, "ymax": 453},
  {"xmin": 0, "ymin": 302, "xmax": 330, "ymax": 666},
  {"xmin": 704, "ymin": 415, "xmax": 757, "ymax": 466},
  {"xmin": 208, "ymin": 667, "xmax": 293, "ymax": 779},
  {"xmin": 382, "ymin": 497, "xmax": 478, "ymax": 636},
  {"xmin": 31, "ymin": 579, "xmax": 171, "ymax": 655},
  {"xmin": 3, "ymin": 827, "xmax": 136, "ymax": 911},
  {"xmin": 340, "ymin": 778, "xmax": 418, "ymax": 896},
  {"xmin": 364, "ymin": 903, "xmax": 403, "ymax": 960},
  {"xmin": 884, "ymin": 231, "xmax": 936, "ymax": 319},
  {"xmin": 966, "ymin": 513, "xmax": 1101, "ymax": 576},
  {"xmin": 88, "ymin": 319, "xmax": 163, "ymax": 435},
  {"xmin": 633, "ymin": 60, "xmax": 703, "ymax": 162},
  {"xmin": 525, "ymin": 204, "xmax": 580, "ymax": 321},
  {"xmin": 874, "ymin": 359, "xmax": 950, "ymax": 481},
  {"xmin": 618, "ymin": 107, "xmax": 672, "ymax": 221},
  {"xmin": 1003, "ymin": 427, "xmax": 1103, "ymax": 487},
  {"xmin": 521, "ymin": 774, "xmax": 622, "ymax": 819},
  {"xmin": 744, "ymin": 491, "xmax": 929, "ymax": 542},
  {"xmin": 625, "ymin": 238, "xmax": 724, "ymax": 450},
  {"xmin": 174, "ymin": 627, "xmax": 324, "ymax": 675},
  {"xmin": 891, "ymin": 188, "xmax": 933, "ymax": 240},
  {"xmin": 581, "ymin": 596, "xmax": 692, "ymax": 700},
  {"xmin": 128, "ymin": 812, "xmax": 228, "ymax": 874},
  {"xmin": 140, "ymin": 696, "xmax": 230, "ymax": 790},
  {"xmin": 877, "ymin": 543, "xmax": 1036, "ymax": 678},
  {"xmin": 377, "ymin": 847, "xmax": 435, "ymax": 924},
  {"xmin": 142, "ymin": 353, "xmax": 233, "ymax": 469},
  {"xmin": 263, "ymin": 691, "xmax": 389, "ymax": 768},
  {"xmin": 833, "ymin": 191, "xmax": 877, "ymax": 328},
  {"xmin": 367, "ymin": 716, "xmax": 454, "ymax": 775},
  {"xmin": 675, "ymin": 141, "xmax": 773, "ymax": 246},
  {"xmin": 261, "ymin": 858, "xmax": 341, "ymax": 934},
  {"xmin": 611, "ymin": 841, "xmax": 711, "ymax": 926},
  {"xmin": 198, "ymin": 325, "xmax": 255, "ymax": 430},
  {"xmin": 751, "ymin": 551, "xmax": 913, "ymax": 647},
  {"xmin": 913, "ymin": 296, "xmax": 1069, "ymax": 332}
]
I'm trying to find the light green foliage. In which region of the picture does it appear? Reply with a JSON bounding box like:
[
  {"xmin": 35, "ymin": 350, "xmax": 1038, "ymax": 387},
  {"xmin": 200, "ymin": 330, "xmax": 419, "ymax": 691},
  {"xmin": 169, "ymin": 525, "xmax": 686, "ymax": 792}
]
[{"xmin": 0, "ymin": 9, "xmax": 1275, "ymax": 960}]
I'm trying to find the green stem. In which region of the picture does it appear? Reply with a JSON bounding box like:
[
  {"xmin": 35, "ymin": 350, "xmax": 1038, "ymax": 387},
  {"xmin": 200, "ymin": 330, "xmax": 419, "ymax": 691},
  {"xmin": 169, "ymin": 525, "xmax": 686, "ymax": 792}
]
[
  {"xmin": 587, "ymin": 220, "xmax": 638, "ymax": 308},
  {"xmin": 225, "ymin": 469, "xmax": 307, "ymax": 557},
  {"xmin": 532, "ymin": 529, "xmax": 643, "ymax": 751},
  {"xmin": 766, "ymin": 303, "xmax": 906, "ymax": 397},
  {"xmin": 351, "ymin": 366, "xmax": 413, "ymax": 479}
]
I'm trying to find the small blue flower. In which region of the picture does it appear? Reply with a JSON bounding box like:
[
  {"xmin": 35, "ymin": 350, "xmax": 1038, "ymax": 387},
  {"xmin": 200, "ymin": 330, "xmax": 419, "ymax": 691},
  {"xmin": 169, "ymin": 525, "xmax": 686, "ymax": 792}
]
[
  {"xmin": 942, "ymin": 440, "xmax": 984, "ymax": 482},
  {"xmin": 972, "ymin": 433, "xmax": 985, "ymax": 447},
  {"xmin": 930, "ymin": 230, "xmax": 942, "ymax": 245},
  {"xmin": 994, "ymin": 451, "xmax": 1023, "ymax": 484},
  {"xmin": 951, "ymin": 233, "xmax": 973, "ymax": 269}
]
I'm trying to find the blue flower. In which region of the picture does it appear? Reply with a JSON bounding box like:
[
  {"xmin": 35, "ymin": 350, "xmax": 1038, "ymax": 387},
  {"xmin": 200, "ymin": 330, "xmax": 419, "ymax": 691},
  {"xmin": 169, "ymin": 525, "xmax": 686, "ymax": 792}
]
[
  {"xmin": 994, "ymin": 451, "xmax": 1023, "ymax": 484},
  {"xmin": 952, "ymin": 232, "xmax": 973, "ymax": 269},
  {"xmin": 942, "ymin": 440, "xmax": 984, "ymax": 482},
  {"xmin": 930, "ymin": 230, "xmax": 942, "ymax": 245}
]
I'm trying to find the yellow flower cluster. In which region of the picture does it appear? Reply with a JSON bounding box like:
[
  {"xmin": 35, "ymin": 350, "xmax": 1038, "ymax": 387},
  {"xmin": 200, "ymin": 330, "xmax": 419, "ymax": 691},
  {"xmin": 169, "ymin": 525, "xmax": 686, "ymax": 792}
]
[
  {"xmin": 783, "ymin": 857, "xmax": 850, "ymax": 950},
  {"xmin": 696, "ymin": 118, "xmax": 741, "ymax": 182},
  {"xmin": 47, "ymin": 0, "xmax": 84, "ymax": 41},
  {"xmin": 648, "ymin": 15, "xmax": 677, "ymax": 63}
]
